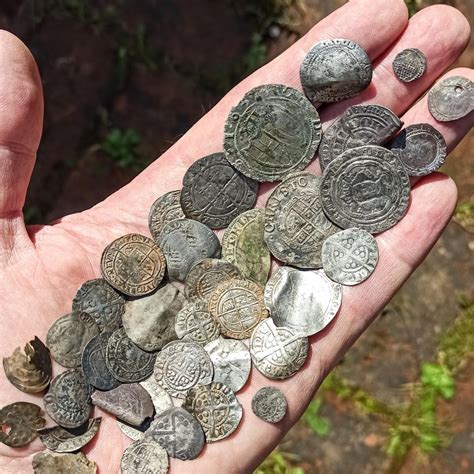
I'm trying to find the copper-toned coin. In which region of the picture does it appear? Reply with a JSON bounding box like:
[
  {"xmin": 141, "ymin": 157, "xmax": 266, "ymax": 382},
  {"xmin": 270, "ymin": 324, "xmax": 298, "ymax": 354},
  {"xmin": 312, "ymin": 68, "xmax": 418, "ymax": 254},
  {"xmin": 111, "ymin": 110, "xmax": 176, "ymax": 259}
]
[
  {"xmin": 148, "ymin": 190, "xmax": 185, "ymax": 241},
  {"xmin": 0, "ymin": 402, "xmax": 45, "ymax": 447}
]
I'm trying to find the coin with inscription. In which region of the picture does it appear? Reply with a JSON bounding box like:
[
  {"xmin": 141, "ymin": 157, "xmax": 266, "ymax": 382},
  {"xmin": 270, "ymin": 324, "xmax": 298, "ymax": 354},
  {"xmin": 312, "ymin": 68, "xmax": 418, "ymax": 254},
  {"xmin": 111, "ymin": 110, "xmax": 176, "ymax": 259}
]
[
  {"xmin": 251, "ymin": 386, "xmax": 287, "ymax": 423},
  {"xmin": 121, "ymin": 438, "xmax": 169, "ymax": 474},
  {"xmin": 392, "ymin": 48, "xmax": 426, "ymax": 82},
  {"xmin": 321, "ymin": 145, "xmax": 410, "ymax": 233},
  {"xmin": 175, "ymin": 301, "xmax": 221, "ymax": 345},
  {"xmin": 32, "ymin": 452, "xmax": 97, "ymax": 474},
  {"xmin": 300, "ymin": 39, "xmax": 372, "ymax": 103},
  {"xmin": 0, "ymin": 402, "xmax": 45, "ymax": 447},
  {"xmin": 101, "ymin": 233, "xmax": 166, "ymax": 296},
  {"xmin": 223, "ymin": 84, "xmax": 322, "ymax": 182},
  {"xmin": 140, "ymin": 376, "xmax": 173, "ymax": 416},
  {"xmin": 148, "ymin": 190, "xmax": 185, "ymax": 241}
]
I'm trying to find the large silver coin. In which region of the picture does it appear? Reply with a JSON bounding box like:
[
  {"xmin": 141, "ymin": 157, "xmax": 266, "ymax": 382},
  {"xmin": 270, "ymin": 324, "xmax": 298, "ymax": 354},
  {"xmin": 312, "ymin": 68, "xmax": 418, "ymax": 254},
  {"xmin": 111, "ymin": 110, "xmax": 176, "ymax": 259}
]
[
  {"xmin": 223, "ymin": 84, "xmax": 322, "ymax": 182},
  {"xmin": 139, "ymin": 376, "xmax": 173, "ymax": 416},
  {"xmin": 251, "ymin": 387, "xmax": 287, "ymax": 423},
  {"xmin": 320, "ymin": 145, "xmax": 410, "ymax": 233},
  {"xmin": 148, "ymin": 190, "xmax": 185, "ymax": 241},
  {"xmin": 175, "ymin": 300, "xmax": 221, "ymax": 345},
  {"xmin": 322, "ymin": 228, "xmax": 378, "ymax": 285},
  {"xmin": 392, "ymin": 48, "xmax": 427, "ymax": 82},
  {"xmin": 265, "ymin": 267, "xmax": 342, "ymax": 336},
  {"xmin": 121, "ymin": 438, "xmax": 169, "ymax": 474},
  {"xmin": 300, "ymin": 39, "xmax": 372, "ymax": 103},
  {"xmin": 264, "ymin": 172, "xmax": 339, "ymax": 268}
]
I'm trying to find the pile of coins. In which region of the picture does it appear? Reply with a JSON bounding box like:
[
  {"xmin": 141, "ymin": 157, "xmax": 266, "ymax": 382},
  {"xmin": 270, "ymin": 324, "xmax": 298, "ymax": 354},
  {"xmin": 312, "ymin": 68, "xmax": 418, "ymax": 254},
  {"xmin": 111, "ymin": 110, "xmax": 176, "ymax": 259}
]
[{"xmin": 1, "ymin": 38, "xmax": 473, "ymax": 473}]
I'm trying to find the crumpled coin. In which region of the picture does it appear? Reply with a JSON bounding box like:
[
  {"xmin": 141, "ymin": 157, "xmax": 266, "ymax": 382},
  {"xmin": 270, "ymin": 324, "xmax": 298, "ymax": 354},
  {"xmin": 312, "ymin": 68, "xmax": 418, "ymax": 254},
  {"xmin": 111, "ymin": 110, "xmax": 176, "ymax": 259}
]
[{"xmin": 32, "ymin": 452, "xmax": 97, "ymax": 474}]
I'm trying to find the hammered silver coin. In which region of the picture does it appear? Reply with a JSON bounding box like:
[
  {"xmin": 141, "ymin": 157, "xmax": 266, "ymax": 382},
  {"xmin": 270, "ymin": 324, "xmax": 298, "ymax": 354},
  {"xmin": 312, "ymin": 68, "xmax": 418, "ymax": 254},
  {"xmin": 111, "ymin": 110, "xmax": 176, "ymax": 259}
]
[
  {"xmin": 175, "ymin": 300, "xmax": 221, "ymax": 345},
  {"xmin": 139, "ymin": 376, "xmax": 173, "ymax": 416},
  {"xmin": 148, "ymin": 190, "xmax": 185, "ymax": 241},
  {"xmin": 118, "ymin": 419, "xmax": 151, "ymax": 441},
  {"xmin": 0, "ymin": 402, "xmax": 45, "ymax": 447},
  {"xmin": 392, "ymin": 48, "xmax": 427, "ymax": 82},
  {"xmin": 121, "ymin": 438, "xmax": 169, "ymax": 474},
  {"xmin": 251, "ymin": 387, "xmax": 287, "ymax": 423}
]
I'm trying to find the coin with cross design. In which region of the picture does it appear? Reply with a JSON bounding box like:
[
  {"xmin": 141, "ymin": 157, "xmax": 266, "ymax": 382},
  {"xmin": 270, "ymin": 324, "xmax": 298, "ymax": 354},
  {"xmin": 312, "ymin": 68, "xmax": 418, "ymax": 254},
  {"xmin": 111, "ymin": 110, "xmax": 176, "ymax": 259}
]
[
  {"xmin": 148, "ymin": 190, "xmax": 185, "ymax": 241},
  {"xmin": 392, "ymin": 48, "xmax": 426, "ymax": 82},
  {"xmin": 175, "ymin": 300, "xmax": 221, "ymax": 345},
  {"xmin": 121, "ymin": 438, "xmax": 169, "ymax": 474}
]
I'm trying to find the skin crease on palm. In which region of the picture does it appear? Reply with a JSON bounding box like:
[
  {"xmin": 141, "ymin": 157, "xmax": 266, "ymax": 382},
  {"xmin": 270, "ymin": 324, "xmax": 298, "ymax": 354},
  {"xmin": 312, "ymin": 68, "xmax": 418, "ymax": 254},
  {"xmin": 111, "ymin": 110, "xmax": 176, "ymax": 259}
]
[{"xmin": 0, "ymin": 0, "xmax": 472, "ymax": 472}]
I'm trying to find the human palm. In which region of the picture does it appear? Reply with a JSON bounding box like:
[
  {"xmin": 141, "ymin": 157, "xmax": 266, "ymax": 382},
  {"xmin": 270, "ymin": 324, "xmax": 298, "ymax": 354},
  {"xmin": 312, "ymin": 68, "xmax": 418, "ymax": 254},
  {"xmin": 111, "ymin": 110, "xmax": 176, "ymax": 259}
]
[{"xmin": 0, "ymin": 0, "xmax": 473, "ymax": 472}]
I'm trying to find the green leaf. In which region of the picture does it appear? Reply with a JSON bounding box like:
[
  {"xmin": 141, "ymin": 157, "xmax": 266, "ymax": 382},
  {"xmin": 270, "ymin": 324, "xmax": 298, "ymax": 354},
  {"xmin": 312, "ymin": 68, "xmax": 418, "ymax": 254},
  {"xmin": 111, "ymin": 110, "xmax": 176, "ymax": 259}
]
[{"xmin": 420, "ymin": 363, "xmax": 455, "ymax": 400}]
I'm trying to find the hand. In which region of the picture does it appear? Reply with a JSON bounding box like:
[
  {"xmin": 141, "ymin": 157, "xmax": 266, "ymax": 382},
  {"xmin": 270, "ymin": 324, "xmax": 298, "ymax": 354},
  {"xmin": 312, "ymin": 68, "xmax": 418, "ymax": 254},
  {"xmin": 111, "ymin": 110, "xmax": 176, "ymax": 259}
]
[{"xmin": 0, "ymin": 0, "xmax": 472, "ymax": 472}]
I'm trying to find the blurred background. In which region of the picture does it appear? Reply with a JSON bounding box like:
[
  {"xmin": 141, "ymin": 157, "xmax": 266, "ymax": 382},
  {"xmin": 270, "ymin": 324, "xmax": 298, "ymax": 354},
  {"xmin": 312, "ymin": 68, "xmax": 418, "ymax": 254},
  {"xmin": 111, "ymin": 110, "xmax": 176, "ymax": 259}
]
[{"xmin": 0, "ymin": 1, "xmax": 472, "ymax": 473}]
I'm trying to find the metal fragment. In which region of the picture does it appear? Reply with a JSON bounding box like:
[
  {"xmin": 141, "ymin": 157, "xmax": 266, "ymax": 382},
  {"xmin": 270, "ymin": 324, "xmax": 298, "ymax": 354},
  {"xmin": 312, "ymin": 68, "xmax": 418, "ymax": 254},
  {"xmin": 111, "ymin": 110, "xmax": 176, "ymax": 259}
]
[
  {"xmin": 0, "ymin": 402, "xmax": 45, "ymax": 447},
  {"xmin": 32, "ymin": 452, "xmax": 97, "ymax": 474}
]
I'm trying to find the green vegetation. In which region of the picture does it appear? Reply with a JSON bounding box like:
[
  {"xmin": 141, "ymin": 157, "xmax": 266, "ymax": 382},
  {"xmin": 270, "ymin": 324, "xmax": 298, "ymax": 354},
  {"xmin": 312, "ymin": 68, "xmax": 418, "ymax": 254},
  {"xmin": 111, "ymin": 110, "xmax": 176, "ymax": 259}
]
[
  {"xmin": 302, "ymin": 397, "xmax": 330, "ymax": 437},
  {"xmin": 453, "ymin": 201, "xmax": 474, "ymax": 233},
  {"xmin": 255, "ymin": 451, "xmax": 304, "ymax": 474},
  {"xmin": 101, "ymin": 128, "xmax": 144, "ymax": 170}
]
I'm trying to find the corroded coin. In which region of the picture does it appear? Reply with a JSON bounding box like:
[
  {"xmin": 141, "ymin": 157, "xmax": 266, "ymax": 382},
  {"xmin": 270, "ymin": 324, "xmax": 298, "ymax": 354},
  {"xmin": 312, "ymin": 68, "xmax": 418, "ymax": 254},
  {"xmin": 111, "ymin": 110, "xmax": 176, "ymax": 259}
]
[
  {"xmin": 175, "ymin": 300, "xmax": 221, "ymax": 345},
  {"xmin": 250, "ymin": 319, "xmax": 308, "ymax": 380},
  {"xmin": 181, "ymin": 152, "xmax": 258, "ymax": 229},
  {"xmin": 251, "ymin": 386, "xmax": 287, "ymax": 423},
  {"xmin": 47, "ymin": 311, "xmax": 99, "ymax": 368},
  {"xmin": 44, "ymin": 369, "xmax": 92, "ymax": 428},
  {"xmin": 319, "ymin": 105, "xmax": 402, "ymax": 171},
  {"xmin": 148, "ymin": 190, "xmax": 185, "ymax": 241},
  {"xmin": 154, "ymin": 341, "xmax": 214, "ymax": 399},
  {"xmin": 392, "ymin": 48, "xmax": 427, "ymax": 82},
  {"xmin": 105, "ymin": 328, "xmax": 156, "ymax": 383},
  {"xmin": 159, "ymin": 218, "xmax": 221, "ymax": 281},
  {"xmin": 208, "ymin": 278, "xmax": 268, "ymax": 339},
  {"xmin": 146, "ymin": 407, "xmax": 205, "ymax": 460},
  {"xmin": 121, "ymin": 438, "xmax": 169, "ymax": 474},
  {"xmin": 264, "ymin": 172, "xmax": 339, "ymax": 268},
  {"xmin": 223, "ymin": 84, "xmax": 322, "ymax": 182},
  {"xmin": 265, "ymin": 267, "xmax": 342, "ymax": 335},
  {"xmin": 204, "ymin": 338, "xmax": 251, "ymax": 392},
  {"xmin": 101, "ymin": 233, "xmax": 166, "ymax": 296},
  {"xmin": 72, "ymin": 278, "xmax": 125, "ymax": 332},
  {"xmin": 300, "ymin": 39, "xmax": 372, "ymax": 103},
  {"xmin": 140, "ymin": 376, "xmax": 173, "ymax": 416},
  {"xmin": 32, "ymin": 452, "xmax": 97, "ymax": 474},
  {"xmin": 320, "ymin": 145, "xmax": 410, "ymax": 233},
  {"xmin": 222, "ymin": 208, "xmax": 271, "ymax": 286},
  {"xmin": 184, "ymin": 382, "xmax": 243, "ymax": 442},
  {"xmin": 322, "ymin": 228, "xmax": 379, "ymax": 285},
  {"xmin": 0, "ymin": 402, "xmax": 45, "ymax": 447}
]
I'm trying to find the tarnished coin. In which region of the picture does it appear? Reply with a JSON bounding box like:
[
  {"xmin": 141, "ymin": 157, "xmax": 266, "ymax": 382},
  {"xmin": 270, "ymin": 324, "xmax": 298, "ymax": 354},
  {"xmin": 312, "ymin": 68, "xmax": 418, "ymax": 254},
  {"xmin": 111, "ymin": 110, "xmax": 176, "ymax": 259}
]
[
  {"xmin": 250, "ymin": 319, "xmax": 308, "ymax": 380},
  {"xmin": 428, "ymin": 75, "xmax": 474, "ymax": 122},
  {"xmin": 154, "ymin": 341, "xmax": 214, "ymax": 399},
  {"xmin": 44, "ymin": 369, "xmax": 92, "ymax": 428},
  {"xmin": 208, "ymin": 278, "xmax": 268, "ymax": 339},
  {"xmin": 3, "ymin": 336, "xmax": 52, "ymax": 394},
  {"xmin": 140, "ymin": 376, "xmax": 173, "ymax": 416},
  {"xmin": 320, "ymin": 145, "xmax": 410, "ymax": 233},
  {"xmin": 265, "ymin": 267, "xmax": 342, "ymax": 336},
  {"xmin": 251, "ymin": 386, "xmax": 287, "ymax": 423},
  {"xmin": 222, "ymin": 208, "xmax": 271, "ymax": 286},
  {"xmin": 72, "ymin": 278, "xmax": 125, "ymax": 332},
  {"xmin": 322, "ymin": 228, "xmax": 379, "ymax": 285},
  {"xmin": 37, "ymin": 418, "xmax": 101, "ymax": 453},
  {"xmin": 300, "ymin": 39, "xmax": 372, "ymax": 103},
  {"xmin": 264, "ymin": 172, "xmax": 339, "ymax": 268},
  {"xmin": 118, "ymin": 419, "xmax": 150, "ymax": 441},
  {"xmin": 184, "ymin": 382, "xmax": 243, "ymax": 442},
  {"xmin": 181, "ymin": 152, "xmax": 258, "ymax": 229},
  {"xmin": 148, "ymin": 190, "xmax": 185, "ymax": 241},
  {"xmin": 101, "ymin": 233, "xmax": 166, "ymax": 296},
  {"xmin": 175, "ymin": 300, "xmax": 221, "ymax": 345},
  {"xmin": 319, "ymin": 105, "xmax": 402, "ymax": 171},
  {"xmin": 32, "ymin": 452, "xmax": 97, "ymax": 474},
  {"xmin": 47, "ymin": 311, "xmax": 99, "ymax": 368},
  {"xmin": 146, "ymin": 407, "xmax": 205, "ymax": 460},
  {"xmin": 0, "ymin": 402, "xmax": 45, "ymax": 447},
  {"xmin": 392, "ymin": 48, "xmax": 427, "ymax": 82},
  {"xmin": 105, "ymin": 328, "xmax": 156, "ymax": 383},
  {"xmin": 223, "ymin": 84, "xmax": 322, "ymax": 182},
  {"xmin": 121, "ymin": 438, "xmax": 169, "ymax": 474},
  {"xmin": 204, "ymin": 338, "xmax": 251, "ymax": 392},
  {"xmin": 159, "ymin": 218, "xmax": 221, "ymax": 281}
]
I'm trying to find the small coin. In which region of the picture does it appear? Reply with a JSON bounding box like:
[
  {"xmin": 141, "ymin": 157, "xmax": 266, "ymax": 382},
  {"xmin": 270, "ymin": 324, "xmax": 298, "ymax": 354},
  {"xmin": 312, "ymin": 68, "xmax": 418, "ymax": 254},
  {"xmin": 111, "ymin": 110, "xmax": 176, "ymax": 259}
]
[
  {"xmin": 0, "ymin": 402, "xmax": 45, "ymax": 447},
  {"xmin": 250, "ymin": 319, "xmax": 308, "ymax": 380},
  {"xmin": 181, "ymin": 152, "xmax": 258, "ymax": 229},
  {"xmin": 222, "ymin": 208, "xmax": 271, "ymax": 286},
  {"xmin": 251, "ymin": 386, "xmax": 287, "ymax": 423},
  {"xmin": 47, "ymin": 311, "xmax": 99, "ymax": 368},
  {"xmin": 175, "ymin": 300, "xmax": 221, "ymax": 345},
  {"xmin": 117, "ymin": 419, "xmax": 150, "ymax": 441},
  {"xmin": 265, "ymin": 267, "xmax": 342, "ymax": 335},
  {"xmin": 204, "ymin": 338, "xmax": 251, "ymax": 392},
  {"xmin": 322, "ymin": 228, "xmax": 379, "ymax": 286},
  {"xmin": 139, "ymin": 376, "xmax": 173, "ymax": 416},
  {"xmin": 428, "ymin": 75, "xmax": 474, "ymax": 122},
  {"xmin": 32, "ymin": 452, "xmax": 97, "ymax": 474},
  {"xmin": 208, "ymin": 278, "xmax": 268, "ymax": 339},
  {"xmin": 392, "ymin": 48, "xmax": 427, "ymax": 82},
  {"xmin": 148, "ymin": 190, "xmax": 185, "ymax": 241},
  {"xmin": 72, "ymin": 278, "xmax": 125, "ymax": 332},
  {"xmin": 121, "ymin": 438, "xmax": 169, "ymax": 474},
  {"xmin": 320, "ymin": 145, "xmax": 410, "ymax": 233},
  {"xmin": 159, "ymin": 218, "xmax": 221, "ymax": 281},
  {"xmin": 300, "ymin": 39, "xmax": 372, "ymax": 103},
  {"xmin": 264, "ymin": 172, "xmax": 339, "ymax": 268},
  {"xmin": 101, "ymin": 233, "xmax": 166, "ymax": 296},
  {"xmin": 146, "ymin": 407, "xmax": 205, "ymax": 460},
  {"xmin": 223, "ymin": 84, "xmax": 322, "ymax": 182}
]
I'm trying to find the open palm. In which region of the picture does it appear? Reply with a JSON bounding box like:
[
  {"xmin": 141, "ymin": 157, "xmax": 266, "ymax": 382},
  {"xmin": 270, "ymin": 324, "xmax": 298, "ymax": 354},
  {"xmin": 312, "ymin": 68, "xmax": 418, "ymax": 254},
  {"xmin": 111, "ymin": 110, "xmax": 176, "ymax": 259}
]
[{"xmin": 0, "ymin": 0, "xmax": 473, "ymax": 472}]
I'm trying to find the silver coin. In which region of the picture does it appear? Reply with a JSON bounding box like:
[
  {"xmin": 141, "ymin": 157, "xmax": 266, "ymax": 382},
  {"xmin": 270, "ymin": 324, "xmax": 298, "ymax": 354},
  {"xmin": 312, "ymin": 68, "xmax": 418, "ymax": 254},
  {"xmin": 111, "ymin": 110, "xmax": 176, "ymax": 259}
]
[
  {"xmin": 175, "ymin": 300, "xmax": 221, "ymax": 345},
  {"xmin": 121, "ymin": 438, "xmax": 169, "ymax": 474},
  {"xmin": 265, "ymin": 267, "xmax": 342, "ymax": 335},
  {"xmin": 250, "ymin": 319, "xmax": 308, "ymax": 380},
  {"xmin": 251, "ymin": 387, "xmax": 287, "ymax": 423},
  {"xmin": 139, "ymin": 376, "xmax": 173, "ymax": 416},
  {"xmin": 320, "ymin": 145, "xmax": 410, "ymax": 233},
  {"xmin": 0, "ymin": 402, "xmax": 45, "ymax": 447},
  {"xmin": 223, "ymin": 84, "xmax": 322, "ymax": 182},
  {"xmin": 158, "ymin": 218, "xmax": 221, "ymax": 281},
  {"xmin": 322, "ymin": 227, "xmax": 378, "ymax": 285},
  {"xmin": 117, "ymin": 419, "xmax": 150, "ymax": 441},
  {"xmin": 300, "ymin": 39, "xmax": 372, "ymax": 103},
  {"xmin": 148, "ymin": 190, "xmax": 185, "ymax": 241},
  {"xmin": 392, "ymin": 48, "xmax": 427, "ymax": 82},
  {"xmin": 204, "ymin": 338, "xmax": 251, "ymax": 392},
  {"xmin": 264, "ymin": 172, "xmax": 339, "ymax": 268}
]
